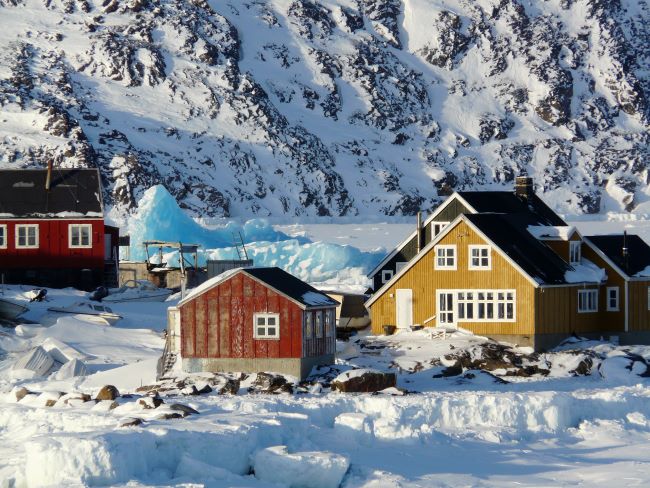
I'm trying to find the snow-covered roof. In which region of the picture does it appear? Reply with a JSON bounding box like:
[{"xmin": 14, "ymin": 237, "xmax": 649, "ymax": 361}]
[
  {"xmin": 527, "ymin": 225, "xmax": 576, "ymax": 241},
  {"xmin": 564, "ymin": 259, "xmax": 607, "ymax": 284},
  {"xmin": 179, "ymin": 267, "xmax": 339, "ymax": 309}
]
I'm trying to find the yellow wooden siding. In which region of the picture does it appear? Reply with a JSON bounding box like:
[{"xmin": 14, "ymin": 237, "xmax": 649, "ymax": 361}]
[
  {"xmin": 628, "ymin": 281, "xmax": 650, "ymax": 331},
  {"xmin": 369, "ymin": 220, "xmax": 537, "ymax": 336}
]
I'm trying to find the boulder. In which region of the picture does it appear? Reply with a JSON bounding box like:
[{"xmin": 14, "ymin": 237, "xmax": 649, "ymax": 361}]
[
  {"xmin": 14, "ymin": 387, "xmax": 32, "ymax": 402},
  {"xmin": 118, "ymin": 417, "xmax": 144, "ymax": 428},
  {"xmin": 331, "ymin": 369, "xmax": 396, "ymax": 393},
  {"xmin": 253, "ymin": 372, "xmax": 289, "ymax": 393},
  {"xmin": 169, "ymin": 403, "xmax": 199, "ymax": 416},
  {"xmin": 138, "ymin": 396, "xmax": 164, "ymax": 409},
  {"xmin": 95, "ymin": 385, "xmax": 120, "ymax": 401},
  {"xmin": 156, "ymin": 412, "xmax": 183, "ymax": 420},
  {"xmin": 218, "ymin": 378, "xmax": 240, "ymax": 395}
]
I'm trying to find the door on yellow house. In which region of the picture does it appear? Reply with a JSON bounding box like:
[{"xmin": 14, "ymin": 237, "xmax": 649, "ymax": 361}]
[
  {"xmin": 396, "ymin": 289, "xmax": 413, "ymax": 329},
  {"xmin": 437, "ymin": 291, "xmax": 456, "ymax": 328}
]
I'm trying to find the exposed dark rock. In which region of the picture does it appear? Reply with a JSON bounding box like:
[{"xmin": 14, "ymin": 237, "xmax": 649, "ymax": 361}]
[
  {"xmin": 331, "ymin": 370, "xmax": 397, "ymax": 392},
  {"xmin": 95, "ymin": 385, "xmax": 120, "ymax": 401},
  {"xmin": 119, "ymin": 417, "xmax": 144, "ymax": 427},
  {"xmin": 169, "ymin": 403, "xmax": 199, "ymax": 416}
]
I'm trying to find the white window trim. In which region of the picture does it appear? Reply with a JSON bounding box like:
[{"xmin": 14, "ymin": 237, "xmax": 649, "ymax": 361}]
[
  {"xmin": 431, "ymin": 221, "xmax": 450, "ymax": 237},
  {"xmin": 69, "ymin": 223, "xmax": 93, "ymax": 249},
  {"xmin": 395, "ymin": 261, "xmax": 408, "ymax": 273},
  {"xmin": 253, "ymin": 312, "xmax": 280, "ymax": 339},
  {"xmin": 468, "ymin": 245, "xmax": 492, "ymax": 270},
  {"xmin": 0, "ymin": 224, "xmax": 6, "ymax": 249},
  {"xmin": 578, "ymin": 289, "xmax": 598, "ymax": 313},
  {"xmin": 606, "ymin": 287, "xmax": 619, "ymax": 312},
  {"xmin": 434, "ymin": 245, "xmax": 457, "ymax": 270},
  {"xmin": 569, "ymin": 241, "xmax": 581, "ymax": 265},
  {"xmin": 381, "ymin": 269, "xmax": 394, "ymax": 283},
  {"xmin": 437, "ymin": 289, "xmax": 516, "ymax": 323},
  {"xmin": 15, "ymin": 224, "xmax": 39, "ymax": 249}
]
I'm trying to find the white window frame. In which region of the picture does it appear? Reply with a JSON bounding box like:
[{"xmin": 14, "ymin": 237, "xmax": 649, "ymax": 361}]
[
  {"xmin": 304, "ymin": 312, "xmax": 313, "ymax": 339},
  {"xmin": 325, "ymin": 309, "xmax": 335, "ymax": 337},
  {"xmin": 395, "ymin": 261, "xmax": 407, "ymax": 273},
  {"xmin": 253, "ymin": 313, "xmax": 280, "ymax": 339},
  {"xmin": 569, "ymin": 241, "xmax": 581, "ymax": 265},
  {"xmin": 0, "ymin": 224, "xmax": 6, "ymax": 249},
  {"xmin": 434, "ymin": 245, "xmax": 456, "ymax": 270},
  {"xmin": 381, "ymin": 269, "xmax": 394, "ymax": 283},
  {"xmin": 15, "ymin": 224, "xmax": 39, "ymax": 249},
  {"xmin": 468, "ymin": 245, "xmax": 491, "ymax": 270},
  {"xmin": 431, "ymin": 221, "xmax": 450, "ymax": 237},
  {"xmin": 606, "ymin": 287, "xmax": 619, "ymax": 312},
  {"xmin": 315, "ymin": 310, "xmax": 323, "ymax": 337},
  {"xmin": 438, "ymin": 289, "xmax": 516, "ymax": 323},
  {"xmin": 69, "ymin": 223, "xmax": 93, "ymax": 248},
  {"xmin": 578, "ymin": 289, "xmax": 598, "ymax": 313}
]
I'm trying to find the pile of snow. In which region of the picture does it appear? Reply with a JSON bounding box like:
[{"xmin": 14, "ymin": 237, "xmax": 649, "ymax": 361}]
[
  {"xmin": 527, "ymin": 225, "xmax": 576, "ymax": 240},
  {"xmin": 635, "ymin": 265, "xmax": 650, "ymax": 277},
  {"xmin": 565, "ymin": 259, "xmax": 607, "ymax": 283},
  {"xmin": 253, "ymin": 446, "xmax": 349, "ymax": 488}
]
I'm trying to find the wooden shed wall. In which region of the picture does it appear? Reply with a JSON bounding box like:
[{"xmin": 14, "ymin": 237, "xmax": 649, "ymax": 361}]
[
  {"xmin": 628, "ymin": 281, "xmax": 650, "ymax": 332},
  {"xmin": 368, "ymin": 220, "xmax": 537, "ymax": 336},
  {"xmin": 180, "ymin": 273, "xmax": 303, "ymax": 360}
]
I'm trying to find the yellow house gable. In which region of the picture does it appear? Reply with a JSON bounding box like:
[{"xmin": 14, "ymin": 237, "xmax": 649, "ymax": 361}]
[{"xmin": 367, "ymin": 218, "xmax": 537, "ymax": 337}]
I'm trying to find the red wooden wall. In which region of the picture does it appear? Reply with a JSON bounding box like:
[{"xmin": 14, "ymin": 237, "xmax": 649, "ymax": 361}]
[
  {"xmin": 0, "ymin": 219, "xmax": 105, "ymax": 269},
  {"xmin": 180, "ymin": 272, "xmax": 304, "ymax": 360}
]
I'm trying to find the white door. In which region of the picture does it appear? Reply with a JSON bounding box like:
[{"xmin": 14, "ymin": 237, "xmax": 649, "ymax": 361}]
[
  {"xmin": 396, "ymin": 289, "xmax": 413, "ymax": 329},
  {"xmin": 437, "ymin": 291, "xmax": 456, "ymax": 328},
  {"xmin": 167, "ymin": 307, "xmax": 181, "ymax": 352}
]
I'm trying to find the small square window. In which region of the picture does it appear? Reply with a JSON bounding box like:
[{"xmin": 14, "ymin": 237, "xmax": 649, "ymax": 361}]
[
  {"xmin": 468, "ymin": 245, "xmax": 491, "ymax": 270},
  {"xmin": 434, "ymin": 245, "xmax": 456, "ymax": 270},
  {"xmin": 578, "ymin": 289, "xmax": 598, "ymax": 313},
  {"xmin": 253, "ymin": 313, "xmax": 280, "ymax": 339},
  {"xmin": 381, "ymin": 269, "xmax": 394, "ymax": 283},
  {"xmin": 432, "ymin": 222, "xmax": 450, "ymax": 237}
]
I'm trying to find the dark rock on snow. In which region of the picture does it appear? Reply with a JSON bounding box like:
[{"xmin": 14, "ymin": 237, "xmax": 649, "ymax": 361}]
[{"xmin": 331, "ymin": 370, "xmax": 396, "ymax": 393}]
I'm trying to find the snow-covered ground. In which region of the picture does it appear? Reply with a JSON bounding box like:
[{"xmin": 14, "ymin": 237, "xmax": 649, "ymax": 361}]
[
  {"xmin": 3, "ymin": 218, "xmax": 650, "ymax": 487},
  {"xmin": 2, "ymin": 284, "xmax": 650, "ymax": 486}
]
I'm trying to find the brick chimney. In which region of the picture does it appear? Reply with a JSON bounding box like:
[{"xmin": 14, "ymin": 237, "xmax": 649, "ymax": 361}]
[{"xmin": 514, "ymin": 176, "xmax": 534, "ymax": 199}]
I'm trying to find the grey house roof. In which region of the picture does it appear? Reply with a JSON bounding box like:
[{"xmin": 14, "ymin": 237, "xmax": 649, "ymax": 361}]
[{"xmin": 0, "ymin": 168, "xmax": 103, "ymax": 218}]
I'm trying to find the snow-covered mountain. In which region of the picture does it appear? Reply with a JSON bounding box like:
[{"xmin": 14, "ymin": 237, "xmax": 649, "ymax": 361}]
[{"xmin": 0, "ymin": 0, "xmax": 648, "ymax": 220}]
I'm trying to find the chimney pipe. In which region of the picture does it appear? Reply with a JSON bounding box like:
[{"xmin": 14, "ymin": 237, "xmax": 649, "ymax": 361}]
[
  {"xmin": 515, "ymin": 176, "xmax": 533, "ymax": 199},
  {"xmin": 622, "ymin": 231, "xmax": 629, "ymax": 272},
  {"xmin": 45, "ymin": 160, "xmax": 53, "ymax": 191},
  {"xmin": 416, "ymin": 211, "xmax": 422, "ymax": 253}
]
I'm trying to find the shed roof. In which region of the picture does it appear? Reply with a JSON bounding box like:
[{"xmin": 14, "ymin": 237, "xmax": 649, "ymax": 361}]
[
  {"xmin": 585, "ymin": 235, "xmax": 650, "ymax": 278},
  {"xmin": 179, "ymin": 267, "xmax": 338, "ymax": 309},
  {"xmin": 0, "ymin": 168, "xmax": 103, "ymax": 218}
]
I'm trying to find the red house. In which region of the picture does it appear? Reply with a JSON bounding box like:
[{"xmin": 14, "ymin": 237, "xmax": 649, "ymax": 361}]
[
  {"xmin": 0, "ymin": 167, "xmax": 119, "ymax": 290},
  {"xmin": 167, "ymin": 267, "xmax": 339, "ymax": 380}
]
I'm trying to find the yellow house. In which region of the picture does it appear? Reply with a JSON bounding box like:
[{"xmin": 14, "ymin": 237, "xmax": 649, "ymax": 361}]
[{"xmin": 366, "ymin": 182, "xmax": 650, "ymax": 350}]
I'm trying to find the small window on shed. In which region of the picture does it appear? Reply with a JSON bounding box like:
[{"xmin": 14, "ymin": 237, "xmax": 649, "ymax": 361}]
[
  {"xmin": 16, "ymin": 224, "xmax": 39, "ymax": 248},
  {"xmin": 0, "ymin": 224, "xmax": 6, "ymax": 249},
  {"xmin": 305, "ymin": 312, "xmax": 313, "ymax": 339},
  {"xmin": 69, "ymin": 224, "xmax": 92, "ymax": 248},
  {"xmin": 578, "ymin": 289, "xmax": 598, "ymax": 313},
  {"xmin": 253, "ymin": 313, "xmax": 280, "ymax": 339},
  {"xmin": 325, "ymin": 309, "xmax": 335, "ymax": 337}
]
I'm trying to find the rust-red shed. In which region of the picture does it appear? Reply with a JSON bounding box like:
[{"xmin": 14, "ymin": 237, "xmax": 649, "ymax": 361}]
[{"xmin": 170, "ymin": 267, "xmax": 338, "ymax": 379}]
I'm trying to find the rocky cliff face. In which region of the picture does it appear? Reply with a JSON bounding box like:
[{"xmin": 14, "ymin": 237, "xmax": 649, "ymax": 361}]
[{"xmin": 0, "ymin": 0, "xmax": 648, "ymax": 219}]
